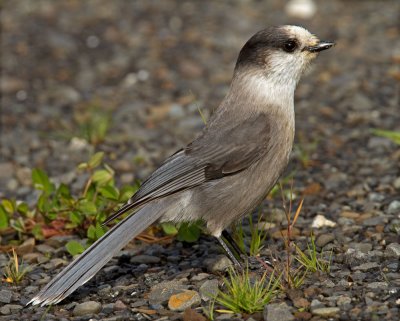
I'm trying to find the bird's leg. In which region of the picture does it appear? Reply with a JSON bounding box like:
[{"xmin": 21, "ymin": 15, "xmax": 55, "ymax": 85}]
[
  {"xmin": 222, "ymin": 230, "xmax": 247, "ymax": 259},
  {"xmin": 222, "ymin": 230, "xmax": 275, "ymax": 270},
  {"xmin": 216, "ymin": 236, "xmax": 242, "ymax": 269}
]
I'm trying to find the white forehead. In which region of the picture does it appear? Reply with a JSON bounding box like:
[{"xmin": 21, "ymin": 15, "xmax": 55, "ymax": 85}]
[{"xmin": 282, "ymin": 25, "xmax": 315, "ymax": 43}]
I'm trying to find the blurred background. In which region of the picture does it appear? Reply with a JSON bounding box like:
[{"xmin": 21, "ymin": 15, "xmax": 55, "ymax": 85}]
[{"xmin": 1, "ymin": 0, "xmax": 399, "ymax": 208}]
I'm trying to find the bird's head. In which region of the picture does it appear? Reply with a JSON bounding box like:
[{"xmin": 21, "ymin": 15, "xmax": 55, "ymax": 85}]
[{"xmin": 235, "ymin": 25, "xmax": 334, "ymax": 85}]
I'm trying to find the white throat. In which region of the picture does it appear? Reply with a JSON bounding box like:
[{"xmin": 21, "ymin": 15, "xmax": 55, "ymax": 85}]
[{"xmin": 228, "ymin": 71, "xmax": 296, "ymax": 115}]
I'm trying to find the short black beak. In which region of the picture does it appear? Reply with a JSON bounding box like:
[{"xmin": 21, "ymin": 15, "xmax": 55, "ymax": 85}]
[{"xmin": 303, "ymin": 41, "xmax": 335, "ymax": 53}]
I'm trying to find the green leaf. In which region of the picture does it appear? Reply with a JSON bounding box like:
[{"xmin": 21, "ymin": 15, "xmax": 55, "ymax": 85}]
[
  {"xmin": 98, "ymin": 185, "xmax": 119, "ymax": 200},
  {"xmin": 91, "ymin": 169, "xmax": 113, "ymax": 185},
  {"xmin": 95, "ymin": 223, "xmax": 106, "ymax": 239},
  {"xmin": 77, "ymin": 199, "xmax": 97, "ymax": 215},
  {"xmin": 77, "ymin": 162, "xmax": 88, "ymax": 170},
  {"xmin": 177, "ymin": 222, "xmax": 202, "ymax": 243},
  {"xmin": 87, "ymin": 224, "xmax": 96, "ymax": 240},
  {"xmin": 0, "ymin": 206, "xmax": 9, "ymax": 229},
  {"xmin": 37, "ymin": 194, "xmax": 50, "ymax": 213},
  {"xmin": 1, "ymin": 199, "xmax": 14, "ymax": 214},
  {"xmin": 56, "ymin": 183, "xmax": 71, "ymax": 199},
  {"xmin": 161, "ymin": 222, "xmax": 178, "ymax": 236},
  {"xmin": 32, "ymin": 168, "xmax": 54, "ymax": 194},
  {"xmin": 66, "ymin": 240, "xmax": 85, "ymax": 256},
  {"xmin": 372, "ymin": 129, "xmax": 400, "ymax": 145},
  {"xmin": 31, "ymin": 224, "xmax": 44, "ymax": 240},
  {"xmin": 69, "ymin": 211, "xmax": 84, "ymax": 225},
  {"xmin": 16, "ymin": 202, "xmax": 29, "ymax": 215},
  {"xmin": 88, "ymin": 152, "xmax": 105, "ymax": 169}
]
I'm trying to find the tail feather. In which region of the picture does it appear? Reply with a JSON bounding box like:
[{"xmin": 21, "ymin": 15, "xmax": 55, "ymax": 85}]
[{"xmin": 28, "ymin": 204, "xmax": 162, "ymax": 306}]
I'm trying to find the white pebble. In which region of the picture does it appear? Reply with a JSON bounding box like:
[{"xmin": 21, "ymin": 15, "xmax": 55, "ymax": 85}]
[
  {"xmin": 285, "ymin": 0, "xmax": 317, "ymax": 19},
  {"xmin": 312, "ymin": 214, "xmax": 337, "ymax": 228}
]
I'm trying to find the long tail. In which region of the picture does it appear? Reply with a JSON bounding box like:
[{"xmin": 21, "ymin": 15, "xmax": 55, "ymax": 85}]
[{"xmin": 28, "ymin": 203, "xmax": 163, "ymax": 306}]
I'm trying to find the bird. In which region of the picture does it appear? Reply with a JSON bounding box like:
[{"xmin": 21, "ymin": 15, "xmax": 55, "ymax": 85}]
[{"xmin": 29, "ymin": 25, "xmax": 334, "ymax": 306}]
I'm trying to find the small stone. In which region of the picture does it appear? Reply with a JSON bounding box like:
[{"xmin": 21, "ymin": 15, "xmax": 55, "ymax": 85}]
[
  {"xmin": 130, "ymin": 255, "xmax": 161, "ymax": 264},
  {"xmin": 149, "ymin": 280, "xmax": 188, "ymax": 305},
  {"xmin": 73, "ymin": 301, "xmax": 102, "ymax": 316},
  {"xmin": 285, "ymin": 0, "xmax": 316, "ymax": 19},
  {"xmin": 0, "ymin": 304, "xmax": 23, "ymax": 315},
  {"xmin": 310, "ymin": 299, "xmax": 325, "ymax": 311},
  {"xmin": 367, "ymin": 282, "xmax": 388, "ymax": 289},
  {"xmin": 0, "ymin": 290, "xmax": 12, "ymax": 304},
  {"xmin": 312, "ymin": 215, "xmax": 336, "ymax": 228},
  {"xmin": 35, "ymin": 244, "xmax": 55, "ymax": 254},
  {"xmin": 199, "ymin": 279, "xmax": 219, "ymax": 301},
  {"xmin": 337, "ymin": 295, "xmax": 352, "ymax": 307},
  {"xmin": 292, "ymin": 297, "xmax": 310, "ymax": 309},
  {"xmin": 183, "ymin": 308, "xmax": 207, "ymax": 321},
  {"xmin": 22, "ymin": 252, "xmax": 43, "ymax": 263},
  {"xmin": 191, "ymin": 273, "xmax": 210, "ymax": 281},
  {"xmin": 353, "ymin": 262, "xmax": 379, "ymax": 271},
  {"xmin": 315, "ymin": 233, "xmax": 335, "ymax": 247},
  {"xmin": 204, "ymin": 255, "xmax": 232, "ymax": 273},
  {"xmin": 344, "ymin": 248, "xmax": 368, "ymax": 266},
  {"xmin": 312, "ymin": 307, "xmax": 340, "ymax": 317},
  {"xmin": 263, "ymin": 302, "xmax": 295, "ymax": 321},
  {"xmin": 168, "ymin": 290, "xmax": 201, "ymax": 311},
  {"xmin": 42, "ymin": 258, "xmax": 67, "ymax": 270},
  {"xmin": 16, "ymin": 238, "xmax": 35, "ymax": 255},
  {"xmin": 385, "ymin": 243, "xmax": 400, "ymax": 258},
  {"xmin": 113, "ymin": 299, "xmax": 127, "ymax": 311},
  {"xmin": 388, "ymin": 200, "xmax": 400, "ymax": 214},
  {"xmin": 351, "ymin": 243, "xmax": 373, "ymax": 253},
  {"xmin": 393, "ymin": 177, "xmax": 400, "ymax": 189}
]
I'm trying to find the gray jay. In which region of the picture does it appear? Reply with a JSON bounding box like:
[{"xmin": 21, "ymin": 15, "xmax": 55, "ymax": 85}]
[{"xmin": 29, "ymin": 25, "xmax": 333, "ymax": 306}]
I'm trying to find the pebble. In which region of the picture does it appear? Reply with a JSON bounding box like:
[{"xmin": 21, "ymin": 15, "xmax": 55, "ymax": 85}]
[
  {"xmin": 344, "ymin": 248, "xmax": 368, "ymax": 266},
  {"xmin": 0, "ymin": 304, "xmax": 23, "ymax": 315},
  {"xmin": 263, "ymin": 302, "xmax": 295, "ymax": 321},
  {"xmin": 315, "ymin": 233, "xmax": 335, "ymax": 247},
  {"xmin": 113, "ymin": 299, "xmax": 128, "ymax": 311},
  {"xmin": 388, "ymin": 200, "xmax": 400, "ymax": 214},
  {"xmin": 393, "ymin": 177, "xmax": 400, "ymax": 189},
  {"xmin": 191, "ymin": 273, "xmax": 210, "ymax": 281},
  {"xmin": 353, "ymin": 262, "xmax": 380, "ymax": 271},
  {"xmin": 149, "ymin": 280, "xmax": 188, "ymax": 305},
  {"xmin": 204, "ymin": 255, "xmax": 232, "ymax": 273},
  {"xmin": 367, "ymin": 282, "xmax": 388, "ymax": 289},
  {"xmin": 312, "ymin": 307, "xmax": 340, "ymax": 317},
  {"xmin": 385, "ymin": 243, "xmax": 400, "ymax": 258},
  {"xmin": 312, "ymin": 215, "xmax": 337, "ymax": 228},
  {"xmin": 16, "ymin": 238, "xmax": 35, "ymax": 255},
  {"xmin": 0, "ymin": 290, "xmax": 12, "ymax": 304},
  {"xmin": 285, "ymin": 0, "xmax": 316, "ymax": 19},
  {"xmin": 199, "ymin": 279, "xmax": 219, "ymax": 301},
  {"xmin": 72, "ymin": 301, "xmax": 102, "ymax": 316},
  {"xmin": 130, "ymin": 255, "xmax": 161, "ymax": 264},
  {"xmin": 168, "ymin": 290, "xmax": 201, "ymax": 311}
]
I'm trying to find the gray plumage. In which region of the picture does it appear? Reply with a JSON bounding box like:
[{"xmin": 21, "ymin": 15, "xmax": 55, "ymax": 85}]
[{"xmin": 29, "ymin": 25, "xmax": 333, "ymax": 306}]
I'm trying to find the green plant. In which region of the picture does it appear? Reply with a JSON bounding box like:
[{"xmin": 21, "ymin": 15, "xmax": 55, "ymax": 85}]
[
  {"xmin": 215, "ymin": 266, "xmax": 280, "ymax": 314},
  {"xmin": 202, "ymin": 298, "xmax": 216, "ymax": 321},
  {"xmin": 3, "ymin": 248, "xmax": 30, "ymax": 284},
  {"xmin": 372, "ymin": 129, "xmax": 400, "ymax": 145},
  {"xmin": 0, "ymin": 152, "xmax": 140, "ymax": 255},
  {"xmin": 279, "ymin": 181, "xmax": 306, "ymax": 289},
  {"xmin": 231, "ymin": 207, "xmax": 269, "ymax": 256},
  {"xmin": 74, "ymin": 105, "xmax": 111, "ymax": 145},
  {"xmin": 295, "ymin": 233, "xmax": 332, "ymax": 273},
  {"xmin": 161, "ymin": 220, "xmax": 203, "ymax": 243}
]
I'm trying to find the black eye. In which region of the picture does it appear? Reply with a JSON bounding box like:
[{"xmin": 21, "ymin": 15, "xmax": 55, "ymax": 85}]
[{"xmin": 283, "ymin": 40, "xmax": 297, "ymax": 53}]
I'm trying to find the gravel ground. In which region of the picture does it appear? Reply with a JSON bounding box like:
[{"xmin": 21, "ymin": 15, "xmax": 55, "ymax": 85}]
[{"xmin": 1, "ymin": 0, "xmax": 399, "ymax": 320}]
